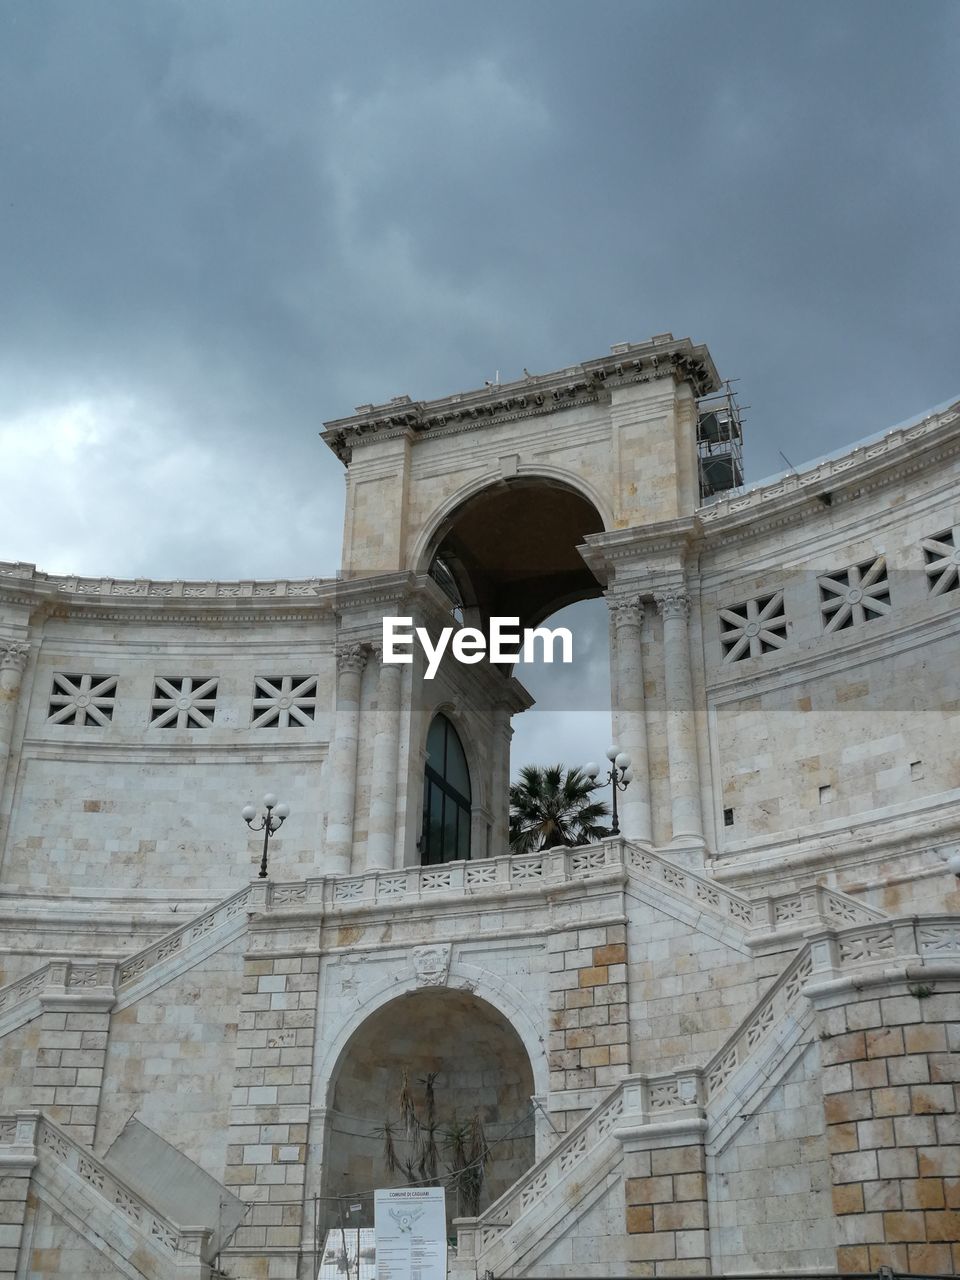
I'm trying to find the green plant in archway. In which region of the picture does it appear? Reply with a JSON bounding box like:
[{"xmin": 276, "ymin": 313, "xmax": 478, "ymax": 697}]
[{"xmin": 509, "ymin": 764, "xmax": 610, "ymax": 854}]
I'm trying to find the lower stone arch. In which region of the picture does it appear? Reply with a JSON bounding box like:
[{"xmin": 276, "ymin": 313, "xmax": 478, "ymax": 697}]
[{"xmin": 316, "ymin": 976, "xmax": 542, "ymax": 1230}]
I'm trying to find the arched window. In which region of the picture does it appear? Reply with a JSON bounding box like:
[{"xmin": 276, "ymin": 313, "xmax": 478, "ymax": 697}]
[{"xmin": 421, "ymin": 714, "xmax": 471, "ymax": 864}]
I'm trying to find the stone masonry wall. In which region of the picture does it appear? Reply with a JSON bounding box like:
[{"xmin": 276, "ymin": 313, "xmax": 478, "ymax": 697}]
[
  {"xmin": 624, "ymin": 1138, "xmax": 710, "ymax": 1276},
  {"xmin": 817, "ymin": 984, "xmax": 960, "ymax": 1274},
  {"xmin": 548, "ymin": 922, "xmax": 629, "ymax": 1095},
  {"xmin": 224, "ymin": 935, "xmax": 319, "ymax": 1280}
]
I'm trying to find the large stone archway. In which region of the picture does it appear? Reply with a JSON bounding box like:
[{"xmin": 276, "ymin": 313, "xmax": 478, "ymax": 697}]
[{"xmin": 321, "ymin": 988, "xmax": 536, "ymax": 1229}]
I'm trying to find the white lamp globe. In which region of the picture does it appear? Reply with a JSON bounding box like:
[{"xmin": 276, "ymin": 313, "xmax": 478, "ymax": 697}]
[
  {"xmin": 583, "ymin": 762, "xmax": 600, "ymax": 780},
  {"xmin": 606, "ymin": 745, "xmax": 619, "ymax": 762},
  {"xmin": 948, "ymin": 852, "xmax": 960, "ymax": 877},
  {"xmin": 263, "ymin": 793, "xmax": 278, "ymax": 809},
  {"xmin": 241, "ymin": 805, "xmax": 256, "ymax": 822},
  {"xmin": 275, "ymin": 802, "xmax": 290, "ymax": 819},
  {"xmin": 615, "ymin": 752, "xmax": 632, "ymax": 770},
  {"xmin": 621, "ymin": 767, "xmax": 634, "ymax": 783}
]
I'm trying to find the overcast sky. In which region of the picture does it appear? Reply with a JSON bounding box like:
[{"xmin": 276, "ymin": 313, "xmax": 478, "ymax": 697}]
[{"xmin": 1, "ymin": 1, "xmax": 957, "ymax": 772}]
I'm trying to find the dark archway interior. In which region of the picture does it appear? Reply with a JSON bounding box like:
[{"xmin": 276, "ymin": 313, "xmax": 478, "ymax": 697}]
[
  {"xmin": 429, "ymin": 479, "xmax": 605, "ymax": 630},
  {"xmin": 324, "ymin": 989, "xmax": 536, "ymax": 1229}
]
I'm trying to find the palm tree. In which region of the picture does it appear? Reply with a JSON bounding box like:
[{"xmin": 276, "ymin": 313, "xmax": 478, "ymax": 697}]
[{"xmin": 509, "ymin": 764, "xmax": 610, "ymax": 854}]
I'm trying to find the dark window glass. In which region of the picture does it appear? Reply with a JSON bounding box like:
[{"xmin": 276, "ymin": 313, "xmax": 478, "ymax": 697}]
[{"xmin": 421, "ymin": 714, "xmax": 472, "ymax": 865}]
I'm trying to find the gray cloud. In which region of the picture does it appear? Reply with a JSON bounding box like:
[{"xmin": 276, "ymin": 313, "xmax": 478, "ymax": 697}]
[{"xmin": 1, "ymin": 0, "xmax": 957, "ymax": 758}]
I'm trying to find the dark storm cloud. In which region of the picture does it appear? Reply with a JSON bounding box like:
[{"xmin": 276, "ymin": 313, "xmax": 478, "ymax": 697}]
[{"xmin": 0, "ymin": 0, "xmax": 958, "ymax": 584}]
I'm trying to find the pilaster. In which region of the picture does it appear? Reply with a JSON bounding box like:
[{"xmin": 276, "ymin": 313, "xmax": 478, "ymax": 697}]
[
  {"xmin": 548, "ymin": 920, "xmax": 630, "ymax": 1098},
  {"xmin": 808, "ymin": 969, "xmax": 960, "ymax": 1275},
  {"xmin": 29, "ymin": 962, "xmax": 117, "ymax": 1148},
  {"xmin": 223, "ymin": 917, "xmax": 320, "ymax": 1280},
  {"xmin": 325, "ymin": 643, "xmax": 369, "ymax": 874},
  {"xmin": 0, "ymin": 1112, "xmax": 38, "ymax": 1280},
  {"xmin": 608, "ymin": 597, "xmax": 652, "ymax": 842},
  {"xmin": 0, "ymin": 640, "xmax": 29, "ymax": 804},
  {"xmin": 653, "ymin": 588, "xmax": 704, "ymax": 848},
  {"xmin": 366, "ymin": 651, "xmax": 403, "ymax": 870}
]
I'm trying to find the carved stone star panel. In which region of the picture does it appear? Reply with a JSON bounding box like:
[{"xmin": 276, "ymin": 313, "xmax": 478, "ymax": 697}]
[
  {"xmin": 251, "ymin": 675, "xmax": 319, "ymax": 727},
  {"xmin": 150, "ymin": 676, "xmax": 219, "ymax": 728},
  {"xmin": 818, "ymin": 555, "xmax": 890, "ymax": 632},
  {"xmin": 47, "ymin": 673, "xmax": 118, "ymax": 726},
  {"xmin": 922, "ymin": 525, "xmax": 960, "ymax": 596},
  {"xmin": 718, "ymin": 590, "xmax": 787, "ymax": 662}
]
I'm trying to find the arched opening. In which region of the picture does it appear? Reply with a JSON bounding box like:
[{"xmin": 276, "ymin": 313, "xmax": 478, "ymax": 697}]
[
  {"xmin": 421, "ymin": 713, "xmax": 472, "ymax": 864},
  {"xmin": 425, "ymin": 477, "xmax": 605, "ymax": 631},
  {"xmin": 322, "ymin": 989, "xmax": 536, "ymax": 1231}
]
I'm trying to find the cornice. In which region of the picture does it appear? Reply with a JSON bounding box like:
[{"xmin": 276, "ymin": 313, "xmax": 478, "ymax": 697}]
[
  {"xmin": 0, "ymin": 563, "xmax": 337, "ymax": 624},
  {"xmin": 698, "ymin": 401, "xmax": 960, "ymax": 550},
  {"xmin": 578, "ymin": 517, "xmax": 701, "ymax": 583},
  {"xmin": 321, "ymin": 337, "xmax": 719, "ymax": 463}
]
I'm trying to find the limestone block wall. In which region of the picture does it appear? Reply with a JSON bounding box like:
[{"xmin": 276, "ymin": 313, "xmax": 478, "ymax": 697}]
[
  {"xmin": 0, "ymin": 612, "xmax": 335, "ymax": 897},
  {"xmin": 816, "ymin": 984, "xmax": 960, "ymax": 1275},
  {"xmin": 548, "ymin": 922, "xmax": 630, "ymax": 1095},
  {"xmin": 0, "ymin": 1022, "xmax": 39, "ymax": 1113},
  {"xmin": 95, "ymin": 935, "xmax": 244, "ymax": 1176},
  {"xmin": 624, "ymin": 1140, "xmax": 710, "ymax": 1276},
  {"xmin": 19, "ymin": 1194, "xmax": 121, "ymax": 1280},
  {"xmin": 625, "ymin": 890, "xmax": 776, "ymax": 1073},
  {"xmin": 699, "ymin": 419, "xmax": 960, "ymax": 855},
  {"xmin": 709, "ymin": 1040, "xmax": 835, "ymax": 1271}
]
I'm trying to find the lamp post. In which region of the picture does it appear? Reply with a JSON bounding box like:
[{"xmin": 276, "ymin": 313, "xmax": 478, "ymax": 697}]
[
  {"xmin": 584, "ymin": 746, "xmax": 633, "ymax": 837},
  {"xmin": 242, "ymin": 793, "xmax": 290, "ymax": 879}
]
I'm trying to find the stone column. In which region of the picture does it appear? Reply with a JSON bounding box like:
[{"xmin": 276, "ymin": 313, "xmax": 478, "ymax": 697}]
[
  {"xmin": 0, "ymin": 641, "xmax": 29, "ymax": 797},
  {"xmin": 609, "ymin": 600, "xmax": 652, "ymax": 843},
  {"xmin": 491, "ymin": 702, "xmax": 513, "ymax": 855},
  {"xmin": 366, "ymin": 653, "xmax": 403, "ymax": 870},
  {"xmin": 325, "ymin": 643, "xmax": 368, "ymax": 875},
  {"xmin": 654, "ymin": 588, "xmax": 704, "ymax": 845}
]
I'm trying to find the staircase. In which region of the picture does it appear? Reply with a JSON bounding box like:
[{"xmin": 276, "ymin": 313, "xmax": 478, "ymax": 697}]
[{"xmin": 1, "ymin": 1112, "xmax": 213, "ymax": 1278}]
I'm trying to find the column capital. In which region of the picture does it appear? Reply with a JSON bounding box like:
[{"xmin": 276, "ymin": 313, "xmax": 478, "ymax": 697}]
[
  {"xmin": 0, "ymin": 640, "xmax": 30, "ymax": 673},
  {"xmin": 653, "ymin": 587, "xmax": 690, "ymax": 621},
  {"xmin": 607, "ymin": 597, "xmax": 645, "ymax": 631},
  {"xmin": 336, "ymin": 641, "xmax": 369, "ymax": 675}
]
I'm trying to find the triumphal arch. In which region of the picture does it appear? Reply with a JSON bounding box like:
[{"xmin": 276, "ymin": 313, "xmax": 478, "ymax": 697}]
[{"xmin": 0, "ymin": 335, "xmax": 958, "ymax": 1278}]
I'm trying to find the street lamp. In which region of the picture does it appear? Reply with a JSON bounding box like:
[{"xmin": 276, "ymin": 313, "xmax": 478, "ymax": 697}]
[
  {"xmin": 242, "ymin": 793, "xmax": 290, "ymax": 879},
  {"xmin": 583, "ymin": 745, "xmax": 633, "ymax": 837}
]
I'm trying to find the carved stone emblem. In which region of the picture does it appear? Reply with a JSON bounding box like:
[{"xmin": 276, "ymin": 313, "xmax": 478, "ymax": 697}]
[{"xmin": 411, "ymin": 943, "xmax": 451, "ymax": 987}]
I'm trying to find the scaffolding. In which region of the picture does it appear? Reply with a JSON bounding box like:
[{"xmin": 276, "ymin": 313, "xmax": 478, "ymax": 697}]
[{"xmin": 697, "ymin": 381, "xmax": 745, "ymax": 502}]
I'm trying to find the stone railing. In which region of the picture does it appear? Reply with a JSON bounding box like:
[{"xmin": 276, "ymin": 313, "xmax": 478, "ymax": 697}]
[
  {"xmin": 269, "ymin": 840, "xmax": 759, "ymax": 933},
  {"xmin": 0, "ymin": 959, "xmax": 116, "ymax": 1036},
  {"xmin": 117, "ymin": 882, "xmax": 262, "ymax": 987},
  {"xmin": 0, "ymin": 1112, "xmax": 212, "ymax": 1268},
  {"xmin": 699, "ymin": 403, "xmax": 960, "ymax": 523},
  {"xmin": 622, "ymin": 844, "xmax": 754, "ymax": 927},
  {"xmin": 752, "ymin": 883, "xmax": 885, "ymax": 935},
  {"xmin": 0, "ymin": 560, "xmax": 329, "ymax": 600},
  {"xmin": 457, "ymin": 1086, "xmax": 626, "ymax": 1265},
  {"xmin": 460, "ymin": 911, "xmax": 958, "ymax": 1270},
  {"xmin": 807, "ymin": 913, "xmax": 960, "ymax": 982}
]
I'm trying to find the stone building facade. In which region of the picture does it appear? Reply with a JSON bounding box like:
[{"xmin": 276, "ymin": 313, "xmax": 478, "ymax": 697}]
[{"xmin": 0, "ymin": 334, "xmax": 958, "ymax": 1278}]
